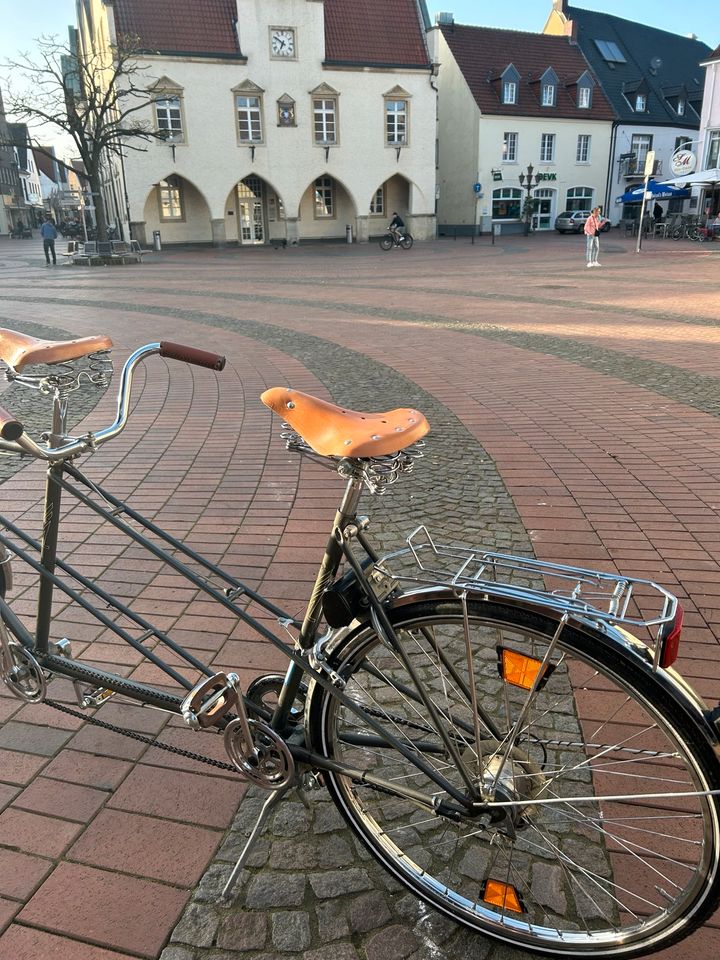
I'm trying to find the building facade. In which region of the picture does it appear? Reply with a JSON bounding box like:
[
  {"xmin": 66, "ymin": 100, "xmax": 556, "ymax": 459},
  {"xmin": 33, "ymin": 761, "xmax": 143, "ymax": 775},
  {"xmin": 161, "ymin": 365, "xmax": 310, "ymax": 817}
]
[
  {"xmin": 544, "ymin": 1, "xmax": 711, "ymax": 222},
  {"xmin": 76, "ymin": 0, "xmax": 437, "ymax": 246},
  {"xmin": 0, "ymin": 88, "xmax": 26, "ymax": 235},
  {"xmin": 429, "ymin": 18, "xmax": 614, "ymax": 235}
]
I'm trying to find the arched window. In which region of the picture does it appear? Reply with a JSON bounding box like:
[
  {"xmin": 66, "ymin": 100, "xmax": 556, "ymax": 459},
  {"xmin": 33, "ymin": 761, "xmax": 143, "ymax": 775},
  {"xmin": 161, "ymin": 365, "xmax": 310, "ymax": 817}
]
[
  {"xmin": 565, "ymin": 186, "xmax": 593, "ymax": 213},
  {"xmin": 493, "ymin": 187, "xmax": 521, "ymax": 220}
]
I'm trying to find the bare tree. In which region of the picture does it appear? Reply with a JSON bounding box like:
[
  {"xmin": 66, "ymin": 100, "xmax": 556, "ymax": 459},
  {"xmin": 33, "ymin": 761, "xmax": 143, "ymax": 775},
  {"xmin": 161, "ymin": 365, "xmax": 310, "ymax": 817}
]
[{"xmin": 1, "ymin": 35, "xmax": 165, "ymax": 239}]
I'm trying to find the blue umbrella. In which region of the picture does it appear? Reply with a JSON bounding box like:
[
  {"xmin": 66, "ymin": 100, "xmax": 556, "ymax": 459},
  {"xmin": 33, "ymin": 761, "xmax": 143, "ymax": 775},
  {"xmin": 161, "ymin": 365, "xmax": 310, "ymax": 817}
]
[{"xmin": 615, "ymin": 180, "xmax": 690, "ymax": 203}]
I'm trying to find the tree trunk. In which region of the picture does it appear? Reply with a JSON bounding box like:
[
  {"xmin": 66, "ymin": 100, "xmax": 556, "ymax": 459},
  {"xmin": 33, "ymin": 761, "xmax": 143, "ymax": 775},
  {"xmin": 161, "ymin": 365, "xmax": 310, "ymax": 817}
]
[{"xmin": 87, "ymin": 168, "xmax": 108, "ymax": 241}]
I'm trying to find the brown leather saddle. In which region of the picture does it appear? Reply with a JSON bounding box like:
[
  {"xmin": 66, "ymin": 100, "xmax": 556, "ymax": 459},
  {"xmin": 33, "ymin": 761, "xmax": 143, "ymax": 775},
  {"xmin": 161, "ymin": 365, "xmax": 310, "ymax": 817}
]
[
  {"xmin": 0, "ymin": 328, "xmax": 113, "ymax": 373},
  {"xmin": 261, "ymin": 387, "xmax": 429, "ymax": 458}
]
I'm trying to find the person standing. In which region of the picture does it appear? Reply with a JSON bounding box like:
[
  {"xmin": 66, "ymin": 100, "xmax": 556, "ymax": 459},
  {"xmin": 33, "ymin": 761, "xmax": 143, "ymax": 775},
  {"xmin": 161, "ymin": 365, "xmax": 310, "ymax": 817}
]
[
  {"xmin": 40, "ymin": 217, "xmax": 58, "ymax": 265},
  {"xmin": 584, "ymin": 207, "xmax": 606, "ymax": 267}
]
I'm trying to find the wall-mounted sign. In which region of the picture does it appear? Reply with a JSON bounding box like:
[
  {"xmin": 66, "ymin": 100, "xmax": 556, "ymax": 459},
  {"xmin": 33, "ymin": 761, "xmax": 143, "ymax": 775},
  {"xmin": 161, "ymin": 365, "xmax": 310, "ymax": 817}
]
[
  {"xmin": 491, "ymin": 169, "xmax": 503, "ymax": 181},
  {"xmin": 536, "ymin": 172, "xmax": 557, "ymax": 181},
  {"xmin": 473, "ymin": 182, "xmax": 482, "ymax": 194},
  {"xmin": 670, "ymin": 149, "xmax": 697, "ymax": 177}
]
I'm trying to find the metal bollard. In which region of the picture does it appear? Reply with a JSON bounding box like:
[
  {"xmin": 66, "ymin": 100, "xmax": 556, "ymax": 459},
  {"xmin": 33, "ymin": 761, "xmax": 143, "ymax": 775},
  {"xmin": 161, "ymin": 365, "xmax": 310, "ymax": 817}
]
[
  {"xmin": 152, "ymin": 230, "xmax": 162, "ymax": 252},
  {"xmin": 345, "ymin": 224, "xmax": 353, "ymax": 244}
]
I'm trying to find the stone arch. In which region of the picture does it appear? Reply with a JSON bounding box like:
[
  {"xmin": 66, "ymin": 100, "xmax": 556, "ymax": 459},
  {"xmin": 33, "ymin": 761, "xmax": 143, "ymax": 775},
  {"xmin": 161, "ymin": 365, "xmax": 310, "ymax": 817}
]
[
  {"xmin": 297, "ymin": 172, "xmax": 359, "ymax": 241},
  {"xmin": 137, "ymin": 173, "xmax": 212, "ymax": 246},
  {"xmin": 223, "ymin": 174, "xmax": 288, "ymax": 246}
]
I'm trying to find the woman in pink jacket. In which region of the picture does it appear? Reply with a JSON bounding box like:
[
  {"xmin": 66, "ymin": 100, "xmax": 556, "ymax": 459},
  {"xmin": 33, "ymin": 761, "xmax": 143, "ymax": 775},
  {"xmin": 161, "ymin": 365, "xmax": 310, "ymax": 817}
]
[{"xmin": 584, "ymin": 207, "xmax": 606, "ymax": 267}]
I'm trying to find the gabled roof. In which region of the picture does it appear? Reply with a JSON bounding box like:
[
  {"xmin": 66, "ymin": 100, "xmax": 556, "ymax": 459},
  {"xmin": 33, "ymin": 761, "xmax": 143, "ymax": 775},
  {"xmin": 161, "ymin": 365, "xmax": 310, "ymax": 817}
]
[
  {"xmin": 702, "ymin": 44, "xmax": 720, "ymax": 64},
  {"xmin": 114, "ymin": 0, "xmax": 241, "ymax": 58},
  {"xmin": 324, "ymin": 0, "xmax": 429, "ymax": 67},
  {"xmin": 111, "ymin": 0, "xmax": 429, "ymax": 67},
  {"xmin": 439, "ymin": 24, "xmax": 614, "ymax": 120},
  {"xmin": 563, "ymin": 5, "xmax": 711, "ymax": 125}
]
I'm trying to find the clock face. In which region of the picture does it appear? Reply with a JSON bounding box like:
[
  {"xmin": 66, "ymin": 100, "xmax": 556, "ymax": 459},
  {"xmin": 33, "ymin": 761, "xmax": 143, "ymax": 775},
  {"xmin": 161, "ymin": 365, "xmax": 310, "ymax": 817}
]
[{"xmin": 271, "ymin": 29, "xmax": 295, "ymax": 57}]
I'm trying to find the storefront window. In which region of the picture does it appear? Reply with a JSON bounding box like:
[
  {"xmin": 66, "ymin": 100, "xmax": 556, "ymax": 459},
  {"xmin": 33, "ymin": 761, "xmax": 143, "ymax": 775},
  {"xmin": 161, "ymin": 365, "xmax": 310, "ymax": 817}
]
[{"xmin": 492, "ymin": 187, "xmax": 521, "ymax": 220}]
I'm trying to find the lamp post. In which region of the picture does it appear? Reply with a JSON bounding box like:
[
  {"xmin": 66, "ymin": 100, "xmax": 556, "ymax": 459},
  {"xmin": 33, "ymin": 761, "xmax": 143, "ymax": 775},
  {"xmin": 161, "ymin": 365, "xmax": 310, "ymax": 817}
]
[{"xmin": 518, "ymin": 163, "xmax": 542, "ymax": 236}]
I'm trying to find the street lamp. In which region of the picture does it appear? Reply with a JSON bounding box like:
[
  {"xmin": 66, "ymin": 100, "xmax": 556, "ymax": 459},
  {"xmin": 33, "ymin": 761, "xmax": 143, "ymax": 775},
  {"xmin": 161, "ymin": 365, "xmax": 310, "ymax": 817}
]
[{"xmin": 518, "ymin": 163, "xmax": 542, "ymax": 236}]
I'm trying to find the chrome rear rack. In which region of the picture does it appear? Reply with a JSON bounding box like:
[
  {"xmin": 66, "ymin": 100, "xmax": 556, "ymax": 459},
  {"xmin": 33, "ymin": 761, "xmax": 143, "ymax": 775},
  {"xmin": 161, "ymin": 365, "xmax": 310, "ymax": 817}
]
[{"xmin": 394, "ymin": 525, "xmax": 678, "ymax": 633}]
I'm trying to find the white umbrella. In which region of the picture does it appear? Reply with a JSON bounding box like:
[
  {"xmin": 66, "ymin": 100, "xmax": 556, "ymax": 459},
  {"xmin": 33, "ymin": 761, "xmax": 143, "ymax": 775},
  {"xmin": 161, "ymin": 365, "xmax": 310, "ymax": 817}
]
[{"xmin": 660, "ymin": 167, "xmax": 720, "ymax": 187}]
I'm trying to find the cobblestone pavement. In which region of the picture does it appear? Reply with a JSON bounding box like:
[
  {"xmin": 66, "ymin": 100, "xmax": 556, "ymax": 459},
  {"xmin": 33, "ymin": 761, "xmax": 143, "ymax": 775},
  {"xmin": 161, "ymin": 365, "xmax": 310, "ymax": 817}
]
[{"xmin": 0, "ymin": 233, "xmax": 719, "ymax": 959}]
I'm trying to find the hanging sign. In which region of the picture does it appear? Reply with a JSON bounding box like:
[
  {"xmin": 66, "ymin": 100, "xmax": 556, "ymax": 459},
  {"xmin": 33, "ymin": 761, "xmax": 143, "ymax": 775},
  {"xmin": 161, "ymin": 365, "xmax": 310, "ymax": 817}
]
[{"xmin": 670, "ymin": 149, "xmax": 697, "ymax": 177}]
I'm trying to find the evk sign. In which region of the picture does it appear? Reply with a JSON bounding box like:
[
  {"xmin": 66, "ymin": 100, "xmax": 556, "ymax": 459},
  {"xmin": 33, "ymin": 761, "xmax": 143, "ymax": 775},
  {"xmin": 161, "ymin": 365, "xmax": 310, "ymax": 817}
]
[{"xmin": 670, "ymin": 149, "xmax": 697, "ymax": 177}]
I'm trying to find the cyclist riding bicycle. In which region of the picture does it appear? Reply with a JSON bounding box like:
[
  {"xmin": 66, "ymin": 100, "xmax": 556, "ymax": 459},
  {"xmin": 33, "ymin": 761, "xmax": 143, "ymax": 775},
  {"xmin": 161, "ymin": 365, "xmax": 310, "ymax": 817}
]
[{"xmin": 388, "ymin": 211, "xmax": 405, "ymax": 243}]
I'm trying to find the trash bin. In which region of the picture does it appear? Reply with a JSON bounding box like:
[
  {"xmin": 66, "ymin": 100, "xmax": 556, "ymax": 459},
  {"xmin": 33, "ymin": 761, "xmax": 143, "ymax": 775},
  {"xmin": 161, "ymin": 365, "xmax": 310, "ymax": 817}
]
[
  {"xmin": 152, "ymin": 230, "xmax": 162, "ymax": 252},
  {"xmin": 345, "ymin": 224, "xmax": 353, "ymax": 244}
]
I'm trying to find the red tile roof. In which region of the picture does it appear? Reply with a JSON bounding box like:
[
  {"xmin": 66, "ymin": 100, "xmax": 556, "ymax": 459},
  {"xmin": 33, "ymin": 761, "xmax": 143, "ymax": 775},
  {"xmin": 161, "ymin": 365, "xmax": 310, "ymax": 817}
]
[
  {"xmin": 113, "ymin": 0, "xmax": 241, "ymax": 58},
  {"xmin": 441, "ymin": 24, "xmax": 614, "ymax": 120},
  {"xmin": 111, "ymin": 0, "xmax": 428, "ymax": 66},
  {"xmin": 324, "ymin": 0, "xmax": 429, "ymax": 67}
]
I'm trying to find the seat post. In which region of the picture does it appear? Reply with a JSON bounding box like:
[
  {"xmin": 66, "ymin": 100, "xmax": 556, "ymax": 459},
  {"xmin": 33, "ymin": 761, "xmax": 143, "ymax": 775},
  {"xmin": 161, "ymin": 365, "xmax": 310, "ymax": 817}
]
[{"xmin": 49, "ymin": 387, "xmax": 69, "ymax": 447}]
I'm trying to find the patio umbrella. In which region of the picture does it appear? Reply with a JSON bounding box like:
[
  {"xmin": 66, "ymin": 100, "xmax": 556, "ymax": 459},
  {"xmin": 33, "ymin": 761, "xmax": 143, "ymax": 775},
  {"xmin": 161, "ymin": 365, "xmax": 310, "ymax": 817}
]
[{"xmin": 615, "ymin": 179, "xmax": 690, "ymax": 203}]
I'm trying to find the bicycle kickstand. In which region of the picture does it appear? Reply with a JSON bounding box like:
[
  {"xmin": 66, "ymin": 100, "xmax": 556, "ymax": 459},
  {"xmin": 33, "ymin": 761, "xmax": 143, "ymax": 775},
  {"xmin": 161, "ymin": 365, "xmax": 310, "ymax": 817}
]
[{"xmin": 220, "ymin": 784, "xmax": 293, "ymax": 901}]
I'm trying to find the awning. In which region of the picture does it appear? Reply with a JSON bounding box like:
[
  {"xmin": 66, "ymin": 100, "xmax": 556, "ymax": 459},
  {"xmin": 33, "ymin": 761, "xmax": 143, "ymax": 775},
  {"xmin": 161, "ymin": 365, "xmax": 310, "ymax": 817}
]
[
  {"xmin": 615, "ymin": 180, "xmax": 690, "ymax": 203},
  {"xmin": 660, "ymin": 167, "xmax": 720, "ymax": 187}
]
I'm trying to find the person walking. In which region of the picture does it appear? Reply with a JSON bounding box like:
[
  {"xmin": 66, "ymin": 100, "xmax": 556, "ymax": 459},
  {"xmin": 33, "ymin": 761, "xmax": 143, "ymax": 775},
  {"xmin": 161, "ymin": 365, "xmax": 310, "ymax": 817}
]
[
  {"xmin": 40, "ymin": 217, "xmax": 58, "ymax": 265},
  {"xmin": 584, "ymin": 207, "xmax": 606, "ymax": 268}
]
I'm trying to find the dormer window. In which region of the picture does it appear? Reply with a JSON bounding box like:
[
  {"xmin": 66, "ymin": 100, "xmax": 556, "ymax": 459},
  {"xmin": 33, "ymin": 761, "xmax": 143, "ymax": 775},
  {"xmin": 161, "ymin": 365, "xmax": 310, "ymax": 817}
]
[
  {"xmin": 578, "ymin": 86, "xmax": 591, "ymax": 108},
  {"xmin": 542, "ymin": 84, "xmax": 555, "ymax": 106},
  {"xmin": 635, "ymin": 93, "xmax": 647, "ymax": 112},
  {"xmin": 538, "ymin": 68, "xmax": 558, "ymax": 108},
  {"xmin": 500, "ymin": 65, "xmax": 520, "ymax": 106},
  {"xmin": 678, "ymin": 99, "xmax": 685, "ymax": 116},
  {"xmin": 503, "ymin": 81, "xmax": 517, "ymax": 104}
]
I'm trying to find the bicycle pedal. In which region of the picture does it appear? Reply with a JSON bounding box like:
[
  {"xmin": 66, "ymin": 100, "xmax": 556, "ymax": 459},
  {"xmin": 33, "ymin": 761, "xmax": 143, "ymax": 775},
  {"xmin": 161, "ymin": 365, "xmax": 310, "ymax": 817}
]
[{"xmin": 181, "ymin": 672, "xmax": 240, "ymax": 730}]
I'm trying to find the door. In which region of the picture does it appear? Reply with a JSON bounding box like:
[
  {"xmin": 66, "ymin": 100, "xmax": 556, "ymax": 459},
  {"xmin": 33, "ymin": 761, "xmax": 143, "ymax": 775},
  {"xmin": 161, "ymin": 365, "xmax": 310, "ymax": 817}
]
[
  {"xmin": 236, "ymin": 177, "xmax": 265, "ymax": 244},
  {"xmin": 534, "ymin": 188, "xmax": 555, "ymax": 230}
]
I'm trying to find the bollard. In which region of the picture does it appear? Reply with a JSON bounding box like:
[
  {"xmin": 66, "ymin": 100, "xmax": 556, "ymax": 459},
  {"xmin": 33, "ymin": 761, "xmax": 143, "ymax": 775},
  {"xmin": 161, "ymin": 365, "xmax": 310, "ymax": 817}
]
[
  {"xmin": 345, "ymin": 224, "xmax": 353, "ymax": 244},
  {"xmin": 152, "ymin": 230, "xmax": 162, "ymax": 252}
]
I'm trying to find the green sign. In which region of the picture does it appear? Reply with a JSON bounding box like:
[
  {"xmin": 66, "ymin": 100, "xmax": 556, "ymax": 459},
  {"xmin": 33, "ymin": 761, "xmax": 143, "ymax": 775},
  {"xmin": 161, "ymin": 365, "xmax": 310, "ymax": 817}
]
[
  {"xmin": 536, "ymin": 172, "xmax": 557, "ymax": 181},
  {"xmin": 492, "ymin": 170, "xmax": 503, "ymax": 182}
]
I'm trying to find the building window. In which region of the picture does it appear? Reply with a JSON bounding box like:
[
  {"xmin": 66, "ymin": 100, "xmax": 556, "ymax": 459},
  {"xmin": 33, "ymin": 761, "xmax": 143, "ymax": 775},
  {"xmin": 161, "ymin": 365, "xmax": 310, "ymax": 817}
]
[
  {"xmin": 158, "ymin": 177, "xmax": 183, "ymax": 220},
  {"xmin": 385, "ymin": 100, "xmax": 407, "ymax": 145},
  {"xmin": 492, "ymin": 187, "xmax": 521, "ymax": 220},
  {"xmin": 314, "ymin": 98, "xmax": 337, "ymax": 144},
  {"xmin": 370, "ymin": 186, "xmax": 385, "ymax": 215},
  {"xmin": 576, "ymin": 135, "xmax": 591, "ymax": 163},
  {"xmin": 540, "ymin": 133, "xmax": 555, "ymax": 162},
  {"xmin": 503, "ymin": 81, "xmax": 517, "ymax": 105},
  {"xmin": 593, "ymin": 39, "xmax": 626, "ymax": 64},
  {"xmin": 541, "ymin": 84, "xmax": 555, "ymax": 107},
  {"xmin": 706, "ymin": 131, "xmax": 720, "ymax": 168},
  {"xmin": 635, "ymin": 93, "xmax": 647, "ymax": 112},
  {"xmin": 236, "ymin": 95, "xmax": 263, "ymax": 142},
  {"xmin": 566, "ymin": 186, "xmax": 593, "ymax": 212},
  {"xmin": 155, "ymin": 96, "xmax": 183, "ymax": 142},
  {"xmin": 503, "ymin": 132, "xmax": 518, "ymax": 162},
  {"xmin": 314, "ymin": 176, "xmax": 334, "ymax": 218},
  {"xmin": 578, "ymin": 86, "xmax": 591, "ymax": 109},
  {"xmin": 631, "ymin": 134, "xmax": 653, "ymax": 169},
  {"xmin": 677, "ymin": 99, "xmax": 685, "ymax": 117}
]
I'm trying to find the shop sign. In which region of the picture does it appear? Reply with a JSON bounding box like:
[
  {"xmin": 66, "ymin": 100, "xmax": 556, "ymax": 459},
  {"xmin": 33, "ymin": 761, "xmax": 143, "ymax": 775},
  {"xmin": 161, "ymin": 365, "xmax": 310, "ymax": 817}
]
[
  {"xmin": 670, "ymin": 149, "xmax": 697, "ymax": 176},
  {"xmin": 491, "ymin": 169, "xmax": 503, "ymax": 181},
  {"xmin": 536, "ymin": 172, "xmax": 557, "ymax": 181}
]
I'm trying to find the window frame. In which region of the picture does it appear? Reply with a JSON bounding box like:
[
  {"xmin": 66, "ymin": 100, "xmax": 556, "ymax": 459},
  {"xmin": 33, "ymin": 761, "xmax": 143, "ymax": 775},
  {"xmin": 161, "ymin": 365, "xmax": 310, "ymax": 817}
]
[
  {"xmin": 706, "ymin": 131, "xmax": 720, "ymax": 169},
  {"xmin": 576, "ymin": 134, "xmax": 591, "ymax": 163},
  {"xmin": 541, "ymin": 83, "xmax": 556, "ymax": 107},
  {"xmin": 385, "ymin": 98, "xmax": 408, "ymax": 146},
  {"xmin": 577, "ymin": 85, "xmax": 591, "ymax": 109},
  {"xmin": 540, "ymin": 133, "xmax": 556, "ymax": 163},
  {"xmin": 492, "ymin": 186, "xmax": 522, "ymax": 221},
  {"xmin": 566, "ymin": 185, "xmax": 593, "ymax": 212},
  {"xmin": 370, "ymin": 186, "xmax": 385, "ymax": 216},
  {"xmin": 503, "ymin": 80, "xmax": 517, "ymax": 105},
  {"xmin": 313, "ymin": 97, "xmax": 338, "ymax": 146},
  {"xmin": 154, "ymin": 94, "xmax": 185, "ymax": 143},
  {"xmin": 314, "ymin": 175, "xmax": 335, "ymax": 219},
  {"xmin": 635, "ymin": 93, "xmax": 647, "ymax": 112},
  {"xmin": 503, "ymin": 131, "xmax": 518, "ymax": 163},
  {"xmin": 236, "ymin": 93, "xmax": 264, "ymax": 144},
  {"xmin": 157, "ymin": 176, "xmax": 184, "ymax": 222}
]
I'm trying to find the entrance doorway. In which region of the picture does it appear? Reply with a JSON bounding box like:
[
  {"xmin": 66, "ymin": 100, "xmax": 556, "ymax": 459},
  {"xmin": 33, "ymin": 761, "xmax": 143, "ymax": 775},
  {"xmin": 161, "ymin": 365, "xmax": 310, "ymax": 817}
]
[
  {"xmin": 237, "ymin": 177, "xmax": 265, "ymax": 244},
  {"xmin": 534, "ymin": 188, "xmax": 556, "ymax": 230}
]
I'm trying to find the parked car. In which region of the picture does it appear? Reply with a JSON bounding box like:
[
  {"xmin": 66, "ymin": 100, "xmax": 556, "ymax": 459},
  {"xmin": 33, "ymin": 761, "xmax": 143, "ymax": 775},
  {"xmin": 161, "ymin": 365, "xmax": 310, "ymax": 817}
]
[{"xmin": 554, "ymin": 210, "xmax": 611, "ymax": 234}]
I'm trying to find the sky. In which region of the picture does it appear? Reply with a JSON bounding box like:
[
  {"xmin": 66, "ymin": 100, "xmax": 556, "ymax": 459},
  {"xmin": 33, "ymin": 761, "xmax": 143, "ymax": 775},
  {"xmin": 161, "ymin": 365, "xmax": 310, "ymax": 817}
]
[{"xmin": 0, "ymin": 0, "xmax": 717, "ymax": 148}]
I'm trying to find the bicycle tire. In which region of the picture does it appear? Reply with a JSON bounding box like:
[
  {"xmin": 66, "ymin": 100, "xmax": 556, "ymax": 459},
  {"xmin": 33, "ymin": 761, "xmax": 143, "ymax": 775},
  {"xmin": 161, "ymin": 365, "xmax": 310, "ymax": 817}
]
[
  {"xmin": 400, "ymin": 234, "xmax": 414, "ymax": 250},
  {"xmin": 671, "ymin": 227, "xmax": 684, "ymax": 240},
  {"xmin": 379, "ymin": 235, "xmax": 394, "ymax": 251},
  {"xmin": 307, "ymin": 596, "xmax": 720, "ymax": 957}
]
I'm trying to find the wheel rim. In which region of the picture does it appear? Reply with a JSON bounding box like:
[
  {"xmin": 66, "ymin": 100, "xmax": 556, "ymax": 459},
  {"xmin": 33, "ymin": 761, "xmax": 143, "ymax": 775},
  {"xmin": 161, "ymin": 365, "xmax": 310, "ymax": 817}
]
[{"xmin": 316, "ymin": 608, "xmax": 720, "ymax": 955}]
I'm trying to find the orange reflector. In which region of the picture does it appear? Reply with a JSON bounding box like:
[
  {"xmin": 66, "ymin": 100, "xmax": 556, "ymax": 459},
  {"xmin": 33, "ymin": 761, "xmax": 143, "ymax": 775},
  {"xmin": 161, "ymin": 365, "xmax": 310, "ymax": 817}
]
[
  {"xmin": 499, "ymin": 648, "xmax": 545, "ymax": 690},
  {"xmin": 483, "ymin": 879, "xmax": 523, "ymax": 913}
]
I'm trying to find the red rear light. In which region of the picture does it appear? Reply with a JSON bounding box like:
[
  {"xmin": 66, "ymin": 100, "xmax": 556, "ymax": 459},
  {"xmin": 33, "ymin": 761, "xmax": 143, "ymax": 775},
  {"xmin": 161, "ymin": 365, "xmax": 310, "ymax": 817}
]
[{"xmin": 658, "ymin": 605, "xmax": 683, "ymax": 668}]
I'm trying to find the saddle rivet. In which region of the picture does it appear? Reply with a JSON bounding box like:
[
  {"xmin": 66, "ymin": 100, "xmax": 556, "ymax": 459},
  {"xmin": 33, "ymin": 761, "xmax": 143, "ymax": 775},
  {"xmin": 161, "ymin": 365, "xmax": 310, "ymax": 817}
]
[
  {"xmin": 371, "ymin": 434, "xmax": 381, "ymax": 441},
  {"xmin": 408, "ymin": 418, "xmax": 416, "ymax": 424},
  {"xmin": 286, "ymin": 401, "xmax": 295, "ymax": 409},
  {"xmin": 344, "ymin": 439, "xmax": 352, "ymax": 445},
  {"xmin": 395, "ymin": 426, "xmax": 403, "ymax": 432}
]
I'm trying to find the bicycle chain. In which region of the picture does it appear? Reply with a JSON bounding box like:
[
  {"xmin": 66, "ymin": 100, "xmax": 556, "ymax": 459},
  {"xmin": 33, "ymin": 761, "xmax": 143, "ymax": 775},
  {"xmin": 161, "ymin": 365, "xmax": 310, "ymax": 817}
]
[{"xmin": 45, "ymin": 698, "xmax": 240, "ymax": 773}]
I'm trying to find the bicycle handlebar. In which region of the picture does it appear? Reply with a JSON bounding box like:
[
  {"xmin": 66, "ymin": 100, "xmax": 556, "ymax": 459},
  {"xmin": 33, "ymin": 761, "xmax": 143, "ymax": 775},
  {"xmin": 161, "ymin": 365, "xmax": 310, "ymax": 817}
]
[
  {"xmin": 0, "ymin": 404, "xmax": 23, "ymax": 442},
  {"xmin": 0, "ymin": 340, "xmax": 226, "ymax": 462},
  {"xmin": 160, "ymin": 342, "xmax": 226, "ymax": 371}
]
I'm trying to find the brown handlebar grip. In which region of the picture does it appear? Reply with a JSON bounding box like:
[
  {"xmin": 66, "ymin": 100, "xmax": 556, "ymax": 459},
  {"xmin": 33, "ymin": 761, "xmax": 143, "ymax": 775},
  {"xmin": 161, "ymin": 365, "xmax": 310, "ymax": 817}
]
[
  {"xmin": 0, "ymin": 404, "xmax": 24, "ymax": 442},
  {"xmin": 159, "ymin": 341, "xmax": 226, "ymax": 371}
]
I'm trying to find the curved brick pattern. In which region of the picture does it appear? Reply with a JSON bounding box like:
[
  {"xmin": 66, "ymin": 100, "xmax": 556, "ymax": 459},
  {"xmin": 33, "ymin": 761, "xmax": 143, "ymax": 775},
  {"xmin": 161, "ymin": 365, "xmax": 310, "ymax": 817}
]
[{"xmin": 1, "ymin": 235, "xmax": 720, "ymax": 960}]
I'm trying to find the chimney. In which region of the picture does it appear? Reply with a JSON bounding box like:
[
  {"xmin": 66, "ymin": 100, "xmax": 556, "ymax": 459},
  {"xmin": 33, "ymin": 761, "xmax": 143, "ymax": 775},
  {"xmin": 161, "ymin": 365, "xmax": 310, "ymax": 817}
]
[{"xmin": 566, "ymin": 19, "xmax": 578, "ymax": 44}]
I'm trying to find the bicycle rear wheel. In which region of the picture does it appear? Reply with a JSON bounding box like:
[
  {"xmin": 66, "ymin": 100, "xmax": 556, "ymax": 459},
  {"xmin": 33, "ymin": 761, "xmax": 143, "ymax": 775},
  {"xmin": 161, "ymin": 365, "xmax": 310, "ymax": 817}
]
[{"xmin": 308, "ymin": 597, "xmax": 720, "ymax": 957}]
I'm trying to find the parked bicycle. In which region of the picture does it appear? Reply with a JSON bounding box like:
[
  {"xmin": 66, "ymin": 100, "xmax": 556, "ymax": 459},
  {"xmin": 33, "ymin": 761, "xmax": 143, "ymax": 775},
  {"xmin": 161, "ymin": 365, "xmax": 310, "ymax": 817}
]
[
  {"xmin": 0, "ymin": 326, "xmax": 719, "ymax": 958},
  {"xmin": 379, "ymin": 231, "xmax": 414, "ymax": 250}
]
